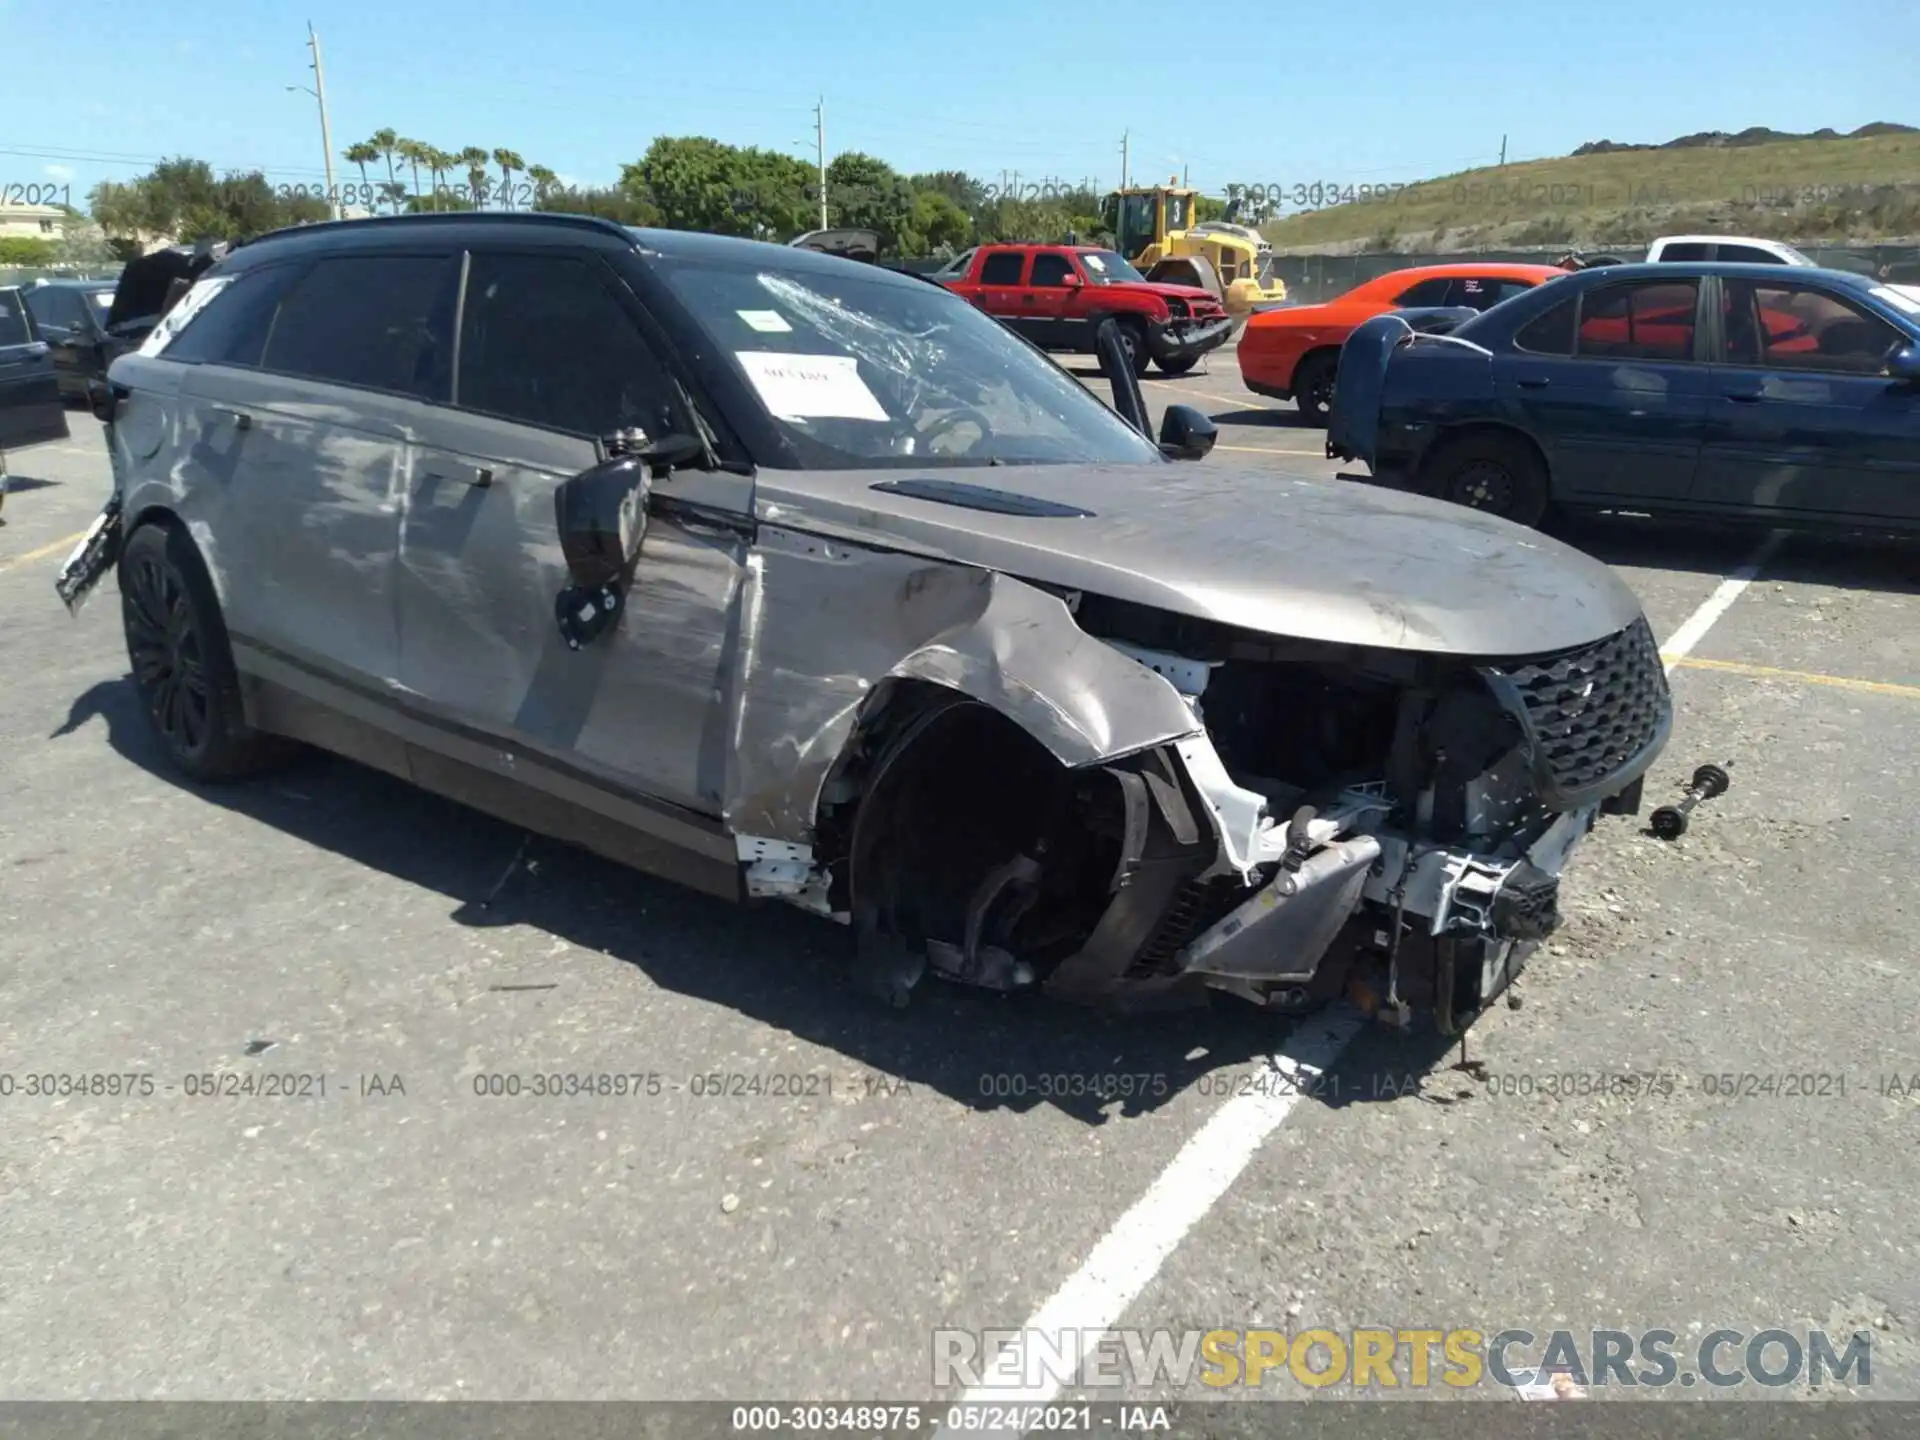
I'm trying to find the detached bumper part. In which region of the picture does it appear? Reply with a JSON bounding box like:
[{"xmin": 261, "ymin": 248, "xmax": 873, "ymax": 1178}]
[
  {"xmin": 54, "ymin": 497, "xmax": 124, "ymax": 617},
  {"xmin": 1175, "ymin": 834, "xmax": 1381, "ymax": 983},
  {"xmin": 1150, "ymin": 317, "xmax": 1233, "ymax": 365}
]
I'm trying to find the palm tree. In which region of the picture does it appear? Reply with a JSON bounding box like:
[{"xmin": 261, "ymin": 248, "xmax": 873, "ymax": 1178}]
[
  {"xmin": 342, "ymin": 141, "xmax": 379, "ymax": 211},
  {"xmin": 423, "ymin": 147, "xmax": 457, "ymax": 210},
  {"xmin": 367, "ymin": 128, "xmax": 401, "ymax": 211},
  {"xmin": 492, "ymin": 149, "xmax": 526, "ymax": 210},
  {"xmin": 525, "ymin": 164, "xmax": 558, "ymax": 209},
  {"xmin": 396, "ymin": 139, "xmax": 428, "ymax": 205},
  {"xmin": 458, "ymin": 147, "xmax": 492, "ymax": 208},
  {"xmin": 377, "ymin": 180, "xmax": 409, "ymax": 214}
]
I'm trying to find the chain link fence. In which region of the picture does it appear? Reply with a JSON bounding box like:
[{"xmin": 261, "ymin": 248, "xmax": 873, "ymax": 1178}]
[{"xmin": 1271, "ymin": 244, "xmax": 1920, "ymax": 304}]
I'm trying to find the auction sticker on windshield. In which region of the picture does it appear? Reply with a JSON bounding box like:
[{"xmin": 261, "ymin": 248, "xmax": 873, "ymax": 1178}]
[
  {"xmin": 737, "ymin": 309, "xmax": 793, "ymax": 333},
  {"xmin": 735, "ymin": 351, "xmax": 888, "ymax": 421}
]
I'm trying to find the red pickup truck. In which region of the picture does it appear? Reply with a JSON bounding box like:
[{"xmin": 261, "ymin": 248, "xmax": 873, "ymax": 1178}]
[{"xmin": 936, "ymin": 243, "xmax": 1232, "ymax": 377}]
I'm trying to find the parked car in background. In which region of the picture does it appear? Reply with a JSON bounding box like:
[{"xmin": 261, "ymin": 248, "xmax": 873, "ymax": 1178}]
[
  {"xmin": 0, "ymin": 286, "xmax": 72, "ymax": 516},
  {"xmin": 1327, "ymin": 261, "xmax": 1920, "ymax": 532},
  {"xmin": 21, "ymin": 279, "xmax": 119, "ymax": 399},
  {"xmin": 57, "ymin": 212, "xmax": 1668, "ymax": 1033},
  {"xmin": 937, "ymin": 242, "xmax": 1232, "ymax": 376},
  {"xmin": 1237, "ymin": 262, "xmax": 1569, "ymax": 423},
  {"xmin": 1644, "ymin": 234, "xmax": 1815, "ymax": 266}
]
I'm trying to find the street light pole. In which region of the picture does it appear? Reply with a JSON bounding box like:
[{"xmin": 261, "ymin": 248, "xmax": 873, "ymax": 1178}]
[
  {"xmin": 814, "ymin": 97, "xmax": 828, "ymax": 231},
  {"xmin": 308, "ymin": 22, "xmax": 339, "ymax": 219}
]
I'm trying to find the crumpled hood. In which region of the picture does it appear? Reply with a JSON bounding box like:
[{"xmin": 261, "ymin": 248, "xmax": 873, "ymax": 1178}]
[{"xmin": 754, "ymin": 461, "xmax": 1645, "ymax": 658}]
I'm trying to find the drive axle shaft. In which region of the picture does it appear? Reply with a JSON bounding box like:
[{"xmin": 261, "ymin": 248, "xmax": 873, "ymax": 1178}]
[{"xmin": 1650, "ymin": 762, "xmax": 1731, "ymax": 840}]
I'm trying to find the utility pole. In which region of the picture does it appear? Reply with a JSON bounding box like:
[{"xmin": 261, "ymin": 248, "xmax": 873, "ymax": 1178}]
[
  {"xmin": 1120, "ymin": 130, "xmax": 1130, "ymax": 191},
  {"xmin": 1182, "ymin": 163, "xmax": 1189, "ymax": 188},
  {"xmin": 1499, "ymin": 133, "xmax": 1507, "ymax": 166},
  {"xmin": 814, "ymin": 97, "xmax": 828, "ymax": 230},
  {"xmin": 307, "ymin": 23, "xmax": 339, "ymax": 219}
]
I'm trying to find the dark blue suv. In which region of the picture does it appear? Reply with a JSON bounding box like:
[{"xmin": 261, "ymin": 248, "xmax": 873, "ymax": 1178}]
[{"xmin": 1327, "ymin": 262, "xmax": 1920, "ymax": 531}]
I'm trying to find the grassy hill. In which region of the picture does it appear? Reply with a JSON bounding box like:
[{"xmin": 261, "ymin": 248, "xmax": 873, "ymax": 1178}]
[{"xmin": 1258, "ymin": 124, "xmax": 1920, "ymax": 254}]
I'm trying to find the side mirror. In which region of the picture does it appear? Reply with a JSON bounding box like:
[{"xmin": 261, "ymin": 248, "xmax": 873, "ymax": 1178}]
[
  {"xmin": 552, "ymin": 454, "xmax": 652, "ymax": 650},
  {"xmin": 1158, "ymin": 403, "xmax": 1217, "ymax": 460},
  {"xmin": 1887, "ymin": 343, "xmax": 1920, "ymax": 383},
  {"xmin": 1063, "ymin": 273, "xmax": 1084, "ymax": 289}
]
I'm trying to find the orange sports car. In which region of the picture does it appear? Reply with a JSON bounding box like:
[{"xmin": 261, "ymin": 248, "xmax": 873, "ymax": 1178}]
[{"xmin": 1237, "ymin": 262, "xmax": 1571, "ymax": 423}]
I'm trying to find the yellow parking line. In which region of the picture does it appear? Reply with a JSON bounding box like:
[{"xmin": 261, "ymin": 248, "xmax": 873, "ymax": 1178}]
[
  {"xmin": 0, "ymin": 527, "xmax": 91, "ymax": 575},
  {"xmin": 1664, "ymin": 654, "xmax": 1920, "ymax": 700}
]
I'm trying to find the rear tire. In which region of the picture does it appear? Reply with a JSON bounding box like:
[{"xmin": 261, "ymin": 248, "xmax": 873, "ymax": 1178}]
[
  {"xmin": 118, "ymin": 522, "xmax": 296, "ymax": 782},
  {"xmin": 1421, "ymin": 431, "xmax": 1552, "ymax": 527},
  {"xmin": 1156, "ymin": 355, "xmax": 1197, "ymax": 377},
  {"xmin": 1291, "ymin": 350, "xmax": 1338, "ymax": 425}
]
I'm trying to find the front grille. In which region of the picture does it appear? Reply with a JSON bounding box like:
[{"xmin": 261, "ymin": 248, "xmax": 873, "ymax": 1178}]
[
  {"xmin": 1166, "ymin": 297, "xmax": 1190, "ymax": 318},
  {"xmin": 1480, "ymin": 616, "xmax": 1671, "ymax": 810}
]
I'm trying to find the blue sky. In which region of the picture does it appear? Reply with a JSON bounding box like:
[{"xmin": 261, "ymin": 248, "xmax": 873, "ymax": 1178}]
[{"xmin": 3, "ymin": 0, "xmax": 1914, "ymax": 210}]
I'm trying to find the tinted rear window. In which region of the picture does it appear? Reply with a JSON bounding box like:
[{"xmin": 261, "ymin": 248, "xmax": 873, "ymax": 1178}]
[{"xmin": 259, "ymin": 254, "xmax": 457, "ymax": 399}]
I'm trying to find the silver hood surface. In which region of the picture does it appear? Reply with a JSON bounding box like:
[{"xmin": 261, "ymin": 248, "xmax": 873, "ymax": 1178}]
[{"xmin": 753, "ymin": 462, "xmax": 1645, "ymax": 657}]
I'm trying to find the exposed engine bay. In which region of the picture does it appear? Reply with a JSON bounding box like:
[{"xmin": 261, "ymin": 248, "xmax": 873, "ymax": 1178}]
[{"xmin": 760, "ymin": 588, "xmax": 1668, "ymax": 1033}]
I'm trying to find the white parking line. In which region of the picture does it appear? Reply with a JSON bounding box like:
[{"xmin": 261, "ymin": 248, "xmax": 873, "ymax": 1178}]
[{"xmin": 940, "ymin": 528, "xmax": 1786, "ymax": 1434}]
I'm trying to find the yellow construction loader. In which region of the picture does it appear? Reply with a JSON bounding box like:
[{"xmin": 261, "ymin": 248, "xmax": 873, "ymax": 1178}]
[{"xmin": 1107, "ymin": 181, "xmax": 1288, "ymax": 324}]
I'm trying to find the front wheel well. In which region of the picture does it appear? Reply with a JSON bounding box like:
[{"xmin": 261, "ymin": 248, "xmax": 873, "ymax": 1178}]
[{"xmin": 814, "ymin": 680, "xmax": 1128, "ymax": 979}]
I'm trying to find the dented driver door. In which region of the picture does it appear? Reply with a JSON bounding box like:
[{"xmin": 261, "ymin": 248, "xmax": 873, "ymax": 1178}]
[{"xmin": 392, "ymin": 248, "xmax": 752, "ymax": 827}]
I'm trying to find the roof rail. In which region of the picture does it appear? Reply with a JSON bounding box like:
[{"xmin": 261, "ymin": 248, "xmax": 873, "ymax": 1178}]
[{"xmin": 244, "ymin": 209, "xmax": 636, "ymax": 247}]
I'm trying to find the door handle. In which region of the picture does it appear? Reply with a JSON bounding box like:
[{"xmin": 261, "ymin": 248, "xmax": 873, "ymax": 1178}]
[
  {"xmin": 212, "ymin": 406, "xmax": 252, "ymax": 430},
  {"xmin": 1517, "ymin": 376, "xmax": 1551, "ymax": 389},
  {"xmin": 425, "ymin": 465, "xmax": 493, "ymax": 488}
]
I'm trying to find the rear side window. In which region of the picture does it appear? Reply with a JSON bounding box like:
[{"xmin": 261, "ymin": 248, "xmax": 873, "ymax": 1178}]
[
  {"xmin": 24, "ymin": 288, "xmax": 84, "ymax": 332},
  {"xmin": 1513, "ymin": 298, "xmax": 1575, "ymax": 355},
  {"xmin": 1451, "ymin": 276, "xmax": 1536, "ymax": 310},
  {"xmin": 259, "ymin": 253, "xmax": 457, "ymax": 399},
  {"xmin": 979, "ymin": 251, "xmax": 1026, "ymax": 284},
  {"xmin": 1393, "ymin": 277, "xmax": 1452, "ymax": 307},
  {"xmin": 162, "ymin": 263, "xmax": 304, "ymax": 367},
  {"xmin": 455, "ymin": 251, "xmax": 683, "ymax": 438},
  {"xmin": 1575, "ymin": 279, "xmax": 1699, "ymax": 361},
  {"xmin": 1717, "ymin": 244, "xmax": 1785, "ymax": 265}
]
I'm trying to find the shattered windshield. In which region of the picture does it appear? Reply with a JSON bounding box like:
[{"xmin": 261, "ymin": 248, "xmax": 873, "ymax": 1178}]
[{"xmin": 651, "ymin": 256, "xmax": 1164, "ymax": 468}]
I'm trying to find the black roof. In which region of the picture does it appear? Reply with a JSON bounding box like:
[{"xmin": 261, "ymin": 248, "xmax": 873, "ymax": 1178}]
[
  {"xmin": 225, "ymin": 211, "xmax": 935, "ymax": 291},
  {"xmin": 1549, "ymin": 259, "xmax": 1881, "ymax": 291}
]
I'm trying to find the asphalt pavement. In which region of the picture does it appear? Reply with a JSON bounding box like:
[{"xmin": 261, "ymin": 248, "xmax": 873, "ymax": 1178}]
[{"xmin": 1, "ymin": 353, "xmax": 1915, "ymax": 1414}]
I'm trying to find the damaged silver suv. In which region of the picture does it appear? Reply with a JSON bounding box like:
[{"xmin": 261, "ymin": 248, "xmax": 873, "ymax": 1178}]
[{"xmin": 58, "ymin": 213, "xmax": 1669, "ymax": 1032}]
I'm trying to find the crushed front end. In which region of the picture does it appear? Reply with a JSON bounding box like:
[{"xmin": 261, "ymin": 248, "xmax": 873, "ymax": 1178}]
[{"xmin": 1042, "ymin": 599, "xmax": 1671, "ymax": 1030}]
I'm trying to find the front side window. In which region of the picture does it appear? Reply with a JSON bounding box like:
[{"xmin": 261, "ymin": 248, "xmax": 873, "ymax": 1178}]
[
  {"xmin": 0, "ymin": 291, "xmax": 30, "ymax": 348},
  {"xmin": 1726, "ymin": 281, "xmax": 1904, "ymax": 374},
  {"xmin": 650, "ymin": 255, "xmax": 1165, "ymax": 469},
  {"xmin": 1718, "ymin": 244, "xmax": 1787, "ymax": 265},
  {"xmin": 259, "ymin": 253, "xmax": 457, "ymax": 399},
  {"xmin": 1575, "ymin": 279, "xmax": 1700, "ymax": 361},
  {"xmin": 456, "ymin": 251, "xmax": 683, "ymax": 437},
  {"xmin": 1029, "ymin": 253, "xmax": 1077, "ymax": 287},
  {"xmin": 1658, "ymin": 242, "xmax": 1712, "ymax": 262},
  {"xmin": 24, "ymin": 288, "xmax": 82, "ymax": 332}
]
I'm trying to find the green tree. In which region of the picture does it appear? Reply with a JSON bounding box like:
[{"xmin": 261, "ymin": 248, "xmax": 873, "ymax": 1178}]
[
  {"xmin": 0, "ymin": 237, "xmax": 57, "ymax": 265},
  {"xmin": 525, "ymin": 163, "xmax": 560, "ymax": 208},
  {"xmin": 824, "ymin": 151, "xmax": 915, "ymax": 247},
  {"xmin": 493, "ymin": 148, "xmax": 525, "ymax": 209},
  {"xmin": 87, "ymin": 157, "xmax": 328, "ymax": 247},
  {"xmin": 425, "ymin": 147, "xmax": 457, "ymax": 209},
  {"xmin": 396, "ymin": 138, "xmax": 429, "ymax": 205},
  {"xmin": 367, "ymin": 128, "xmax": 401, "ymax": 210},
  {"xmin": 458, "ymin": 147, "xmax": 492, "ymax": 207},
  {"xmin": 343, "ymin": 141, "xmax": 379, "ymax": 210},
  {"xmin": 629, "ymin": 136, "xmax": 808, "ymax": 237},
  {"xmin": 903, "ymin": 190, "xmax": 971, "ymax": 255},
  {"xmin": 552, "ymin": 185, "xmax": 658, "ymax": 227},
  {"xmin": 910, "ymin": 170, "xmax": 988, "ymax": 214}
]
